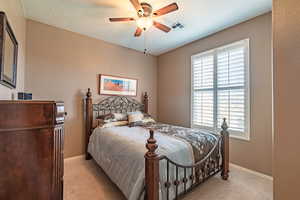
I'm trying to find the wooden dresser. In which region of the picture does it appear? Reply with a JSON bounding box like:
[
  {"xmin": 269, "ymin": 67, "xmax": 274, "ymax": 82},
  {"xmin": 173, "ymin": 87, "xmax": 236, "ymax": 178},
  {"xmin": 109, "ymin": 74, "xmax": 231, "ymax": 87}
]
[{"xmin": 0, "ymin": 101, "xmax": 66, "ymax": 200}]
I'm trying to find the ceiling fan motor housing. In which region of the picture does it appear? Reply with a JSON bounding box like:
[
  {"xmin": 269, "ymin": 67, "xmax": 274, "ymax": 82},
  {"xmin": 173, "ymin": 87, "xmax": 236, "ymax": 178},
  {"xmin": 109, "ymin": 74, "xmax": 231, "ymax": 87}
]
[{"xmin": 140, "ymin": 2, "xmax": 153, "ymax": 17}]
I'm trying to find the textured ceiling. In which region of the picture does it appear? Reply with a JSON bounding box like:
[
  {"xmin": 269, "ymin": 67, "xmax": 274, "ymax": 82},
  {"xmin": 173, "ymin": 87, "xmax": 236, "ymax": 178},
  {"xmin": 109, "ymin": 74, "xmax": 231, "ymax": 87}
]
[{"xmin": 21, "ymin": 0, "xmax": 272, "ymax": 55}]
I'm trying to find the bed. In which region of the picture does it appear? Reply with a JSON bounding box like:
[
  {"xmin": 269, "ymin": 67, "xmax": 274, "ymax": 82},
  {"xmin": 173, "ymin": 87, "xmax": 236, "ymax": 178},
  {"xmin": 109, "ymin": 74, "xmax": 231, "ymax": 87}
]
[{"xmin": 84, "ymin": 88, "xmax": 229, "ymax": 200}]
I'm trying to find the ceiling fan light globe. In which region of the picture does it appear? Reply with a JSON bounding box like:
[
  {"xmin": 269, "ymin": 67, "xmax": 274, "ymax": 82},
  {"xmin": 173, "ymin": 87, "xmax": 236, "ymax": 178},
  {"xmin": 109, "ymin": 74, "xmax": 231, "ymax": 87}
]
[{"xmin": 136, "ymin": 17, "xmax": 153, "ymax": 30}]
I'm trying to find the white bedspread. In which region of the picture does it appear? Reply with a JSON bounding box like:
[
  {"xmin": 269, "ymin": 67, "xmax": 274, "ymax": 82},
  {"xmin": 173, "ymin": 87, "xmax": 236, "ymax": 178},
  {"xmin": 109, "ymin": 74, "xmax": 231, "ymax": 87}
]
[{"xmin": 88, "ymin": 126, "xmax": 194, "ymax": 200}]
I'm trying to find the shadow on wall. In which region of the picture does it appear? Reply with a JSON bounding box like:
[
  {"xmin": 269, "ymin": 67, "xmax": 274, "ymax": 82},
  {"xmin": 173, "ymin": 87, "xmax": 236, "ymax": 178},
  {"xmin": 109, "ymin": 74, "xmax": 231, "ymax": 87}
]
[
  {"xmin": 64, "ymin": 89, "xmax": 88, "ymax": 157},
  {"xmin": 78, "ymin": 89, "xmax": 88, "ymax": 154}
]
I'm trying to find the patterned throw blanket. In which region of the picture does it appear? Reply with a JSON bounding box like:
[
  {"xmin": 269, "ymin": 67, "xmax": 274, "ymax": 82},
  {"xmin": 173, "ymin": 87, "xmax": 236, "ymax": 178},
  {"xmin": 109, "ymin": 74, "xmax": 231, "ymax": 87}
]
[{"xmin": 142, "ymin": 123, "xmax": 220, "ymax": 163}]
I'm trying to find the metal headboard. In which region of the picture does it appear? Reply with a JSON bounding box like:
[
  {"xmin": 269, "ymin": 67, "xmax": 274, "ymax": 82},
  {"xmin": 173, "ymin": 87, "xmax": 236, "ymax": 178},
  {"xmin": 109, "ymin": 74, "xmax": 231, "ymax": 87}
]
[
  {"xmin": 93, "ymin": 95, "xmax": 146, "ymax": 118},
  {"xmin": 85, "ymin": 88, "xmax": 149, "ymax": 159}
]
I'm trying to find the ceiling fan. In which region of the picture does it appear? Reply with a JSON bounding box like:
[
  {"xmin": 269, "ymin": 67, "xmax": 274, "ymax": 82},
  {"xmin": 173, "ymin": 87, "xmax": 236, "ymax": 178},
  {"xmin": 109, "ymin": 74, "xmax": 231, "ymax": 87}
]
[{"xmin": 109, "ymin": 0, "xmax": 179, "ymax": 37}]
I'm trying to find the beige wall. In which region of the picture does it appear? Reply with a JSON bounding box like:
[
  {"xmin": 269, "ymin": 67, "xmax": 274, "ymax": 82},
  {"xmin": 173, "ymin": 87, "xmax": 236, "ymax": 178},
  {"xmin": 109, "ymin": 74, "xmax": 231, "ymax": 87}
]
[
  {"xmin": 25, "ymin": 20, "xmax": 158, "ymax": 158},
  {"xmin": 157, "ymin": 13, "xmax": 272, "ymax": 175},
  {"xmin": 273, "ymin": 0, "xmax": 300, "ymax": 199},
  {"xmin": 0, "ymin": 0, "xmax": 26, "ymax": 99}
]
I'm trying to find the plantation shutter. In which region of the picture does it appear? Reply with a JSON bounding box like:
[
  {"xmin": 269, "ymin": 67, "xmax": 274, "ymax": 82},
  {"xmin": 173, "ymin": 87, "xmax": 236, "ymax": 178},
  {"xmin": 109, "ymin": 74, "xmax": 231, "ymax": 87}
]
[
  {"xmin": 192, "ymin": 53, "xmax": 214, "ymax": 129},
  {"xmin": 217, "ymin": 46, "xmax": 246, "ymax": 132},
  {"xmin": 191, "ymin": 39, "xmax": 249, "ymax": 139}
]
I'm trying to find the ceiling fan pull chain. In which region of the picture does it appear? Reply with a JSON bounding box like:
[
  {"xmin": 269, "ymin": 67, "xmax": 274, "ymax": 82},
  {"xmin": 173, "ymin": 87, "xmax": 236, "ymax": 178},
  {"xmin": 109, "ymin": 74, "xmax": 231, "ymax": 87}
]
[{"xmin": 144, "ymin": 30, "xmax": 147, "ymax": 55}]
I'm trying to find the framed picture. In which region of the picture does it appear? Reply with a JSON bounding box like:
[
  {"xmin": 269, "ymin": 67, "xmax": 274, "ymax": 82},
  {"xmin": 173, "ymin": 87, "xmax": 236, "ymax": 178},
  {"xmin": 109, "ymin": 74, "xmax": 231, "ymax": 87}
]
[
  {"xmin": 0, "ymin": 12, "xmax": 18, "ymax": 89},
  {"xmin": 99, "ymin": 74, "xmax": 138, "ymax": 96}
]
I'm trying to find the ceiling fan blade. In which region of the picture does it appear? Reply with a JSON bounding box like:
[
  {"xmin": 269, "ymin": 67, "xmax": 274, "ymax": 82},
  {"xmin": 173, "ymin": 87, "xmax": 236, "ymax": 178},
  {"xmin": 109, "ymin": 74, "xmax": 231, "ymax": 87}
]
[
  {"xmin": 153, "ymin": 3, "xmax": 179, "ymax": 17},
  {"xmin": 134, "ymin": 27, "xmax": 143, "ymax": 37},
  {"xmin": 109, "ymin": 17, "xmax": 135, "ymax": 22},
  {"xmin": 130, "ymin": 0, "xmax": 142, "ymax": 12},
  {"xmin": 153, "ymin": 21, "xmax": 171, "ymax": 33}
]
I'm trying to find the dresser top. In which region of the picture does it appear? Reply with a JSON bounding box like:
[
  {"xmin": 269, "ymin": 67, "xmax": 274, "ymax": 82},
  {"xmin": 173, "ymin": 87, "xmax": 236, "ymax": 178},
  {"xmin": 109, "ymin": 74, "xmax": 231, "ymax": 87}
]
[{"xmin": 0, "ymin": 100, "xmax": 65, "ymax": 130}]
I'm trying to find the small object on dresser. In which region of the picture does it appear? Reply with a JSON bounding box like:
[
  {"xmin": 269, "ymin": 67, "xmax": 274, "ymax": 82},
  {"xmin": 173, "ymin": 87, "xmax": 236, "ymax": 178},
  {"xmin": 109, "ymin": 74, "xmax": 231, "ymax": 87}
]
[{"xmin": 18, "ymin": 92, "xmax": 32, "ymax": 100}]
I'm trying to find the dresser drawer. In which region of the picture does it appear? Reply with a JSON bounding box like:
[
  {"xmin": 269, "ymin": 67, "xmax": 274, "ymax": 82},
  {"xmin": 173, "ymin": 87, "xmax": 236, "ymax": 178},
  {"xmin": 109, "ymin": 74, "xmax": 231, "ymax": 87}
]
[{"xmin": 0, "ymin": 101, "xmax": 55, "ymax": 130}]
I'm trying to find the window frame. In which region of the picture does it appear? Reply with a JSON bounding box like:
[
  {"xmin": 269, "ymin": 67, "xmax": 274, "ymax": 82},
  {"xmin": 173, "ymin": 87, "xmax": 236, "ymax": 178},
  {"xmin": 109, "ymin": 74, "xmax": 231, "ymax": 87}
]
[{"xmin": 191, "ymin": 39, "xmax": 250, "ymax": 141}]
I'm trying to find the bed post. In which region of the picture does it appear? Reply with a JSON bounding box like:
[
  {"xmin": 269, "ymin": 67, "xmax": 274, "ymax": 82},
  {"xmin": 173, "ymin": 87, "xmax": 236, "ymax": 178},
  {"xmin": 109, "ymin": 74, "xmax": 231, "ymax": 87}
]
[
  {"xmin": 143, "ymin": 92, "xmax": 149, "ymax": 114},
  {"xmin": 85, "ymin": 88, "xmax": 93, "ymax": 160},
  {"xmin": 145, "ymin": 129, "xmax": 159, "ymax": 200},
  {"xmin": 221, "ymin": 118, "xmax": 229, "ymax": 180}
]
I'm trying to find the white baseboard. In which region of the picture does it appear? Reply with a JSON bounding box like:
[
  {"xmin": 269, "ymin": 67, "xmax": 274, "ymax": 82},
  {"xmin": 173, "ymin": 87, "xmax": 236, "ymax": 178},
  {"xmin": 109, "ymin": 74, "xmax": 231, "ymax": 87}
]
[
  {"xmin": 64, "ymin": 155, "xmax": 85, "ymax": 162},
  {"xmin": 230, "ymin": 163, "xmax": 273, "ymax": 181}
]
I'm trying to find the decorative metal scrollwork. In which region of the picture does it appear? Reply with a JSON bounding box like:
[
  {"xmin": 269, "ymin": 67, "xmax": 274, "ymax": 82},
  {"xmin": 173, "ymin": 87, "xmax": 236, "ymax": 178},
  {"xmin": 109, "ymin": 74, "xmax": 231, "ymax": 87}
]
[
  {"xmin": 93, "ymin": 96, "xmax": 145, "ymax": 117},
  {"xmin": 160, "ymin": 138, "xmax": 222, "ymax": 200}
]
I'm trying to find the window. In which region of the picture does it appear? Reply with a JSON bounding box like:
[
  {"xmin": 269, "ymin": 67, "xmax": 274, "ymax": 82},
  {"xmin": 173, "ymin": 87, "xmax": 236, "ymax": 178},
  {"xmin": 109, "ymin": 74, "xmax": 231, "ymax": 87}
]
[{"xmin": 191, "ymin": 39, "xmax": 250, "ymax": 140}]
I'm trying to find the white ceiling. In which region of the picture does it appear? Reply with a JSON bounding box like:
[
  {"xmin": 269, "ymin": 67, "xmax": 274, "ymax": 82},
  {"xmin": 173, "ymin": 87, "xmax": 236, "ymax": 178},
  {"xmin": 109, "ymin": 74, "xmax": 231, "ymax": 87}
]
[{"xmin": 21, "ymin": 0, "xmax": 272, "ymax": 56}]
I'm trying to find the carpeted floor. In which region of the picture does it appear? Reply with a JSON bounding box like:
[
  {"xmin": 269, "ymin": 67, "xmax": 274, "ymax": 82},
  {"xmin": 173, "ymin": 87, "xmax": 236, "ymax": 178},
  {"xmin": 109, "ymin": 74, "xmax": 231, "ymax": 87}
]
[{"xmin": 64, "ymin": 157, "xmax": 273, "ymax": 200}]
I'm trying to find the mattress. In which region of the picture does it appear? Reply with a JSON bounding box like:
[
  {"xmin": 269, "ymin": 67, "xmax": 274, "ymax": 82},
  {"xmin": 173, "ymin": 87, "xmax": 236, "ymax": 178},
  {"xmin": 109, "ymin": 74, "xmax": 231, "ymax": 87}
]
[{"xmin": 88, "ymin": 123, "xmax": 219, "ymax": 200}]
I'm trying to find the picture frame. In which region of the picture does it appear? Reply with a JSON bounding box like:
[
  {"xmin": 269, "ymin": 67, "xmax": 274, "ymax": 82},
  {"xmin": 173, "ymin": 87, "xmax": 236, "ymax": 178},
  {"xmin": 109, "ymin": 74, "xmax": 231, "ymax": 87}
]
[
  {"xmin": 99, "ymin": 74, "xmax": 138, "ymax": 96},
  {"xmin": 0, "ymin": 12, "xmax": 18, "ymax": 89}
]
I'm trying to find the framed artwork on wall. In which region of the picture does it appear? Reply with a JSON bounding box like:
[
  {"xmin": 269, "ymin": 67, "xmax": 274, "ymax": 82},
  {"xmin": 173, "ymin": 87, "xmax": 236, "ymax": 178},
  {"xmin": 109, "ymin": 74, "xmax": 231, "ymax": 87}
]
[
  {"xmin": 99, "ymin": 74, "xmax": 138, "ymax": 96},
  {"xmin": 0, "ymin": 12, "xmax": 18, "ymax": 89}
]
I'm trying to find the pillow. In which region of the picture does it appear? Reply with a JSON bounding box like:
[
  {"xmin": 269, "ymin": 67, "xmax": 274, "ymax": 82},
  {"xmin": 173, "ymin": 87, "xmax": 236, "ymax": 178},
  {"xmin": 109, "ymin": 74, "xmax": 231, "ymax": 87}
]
[
  {"xmin": 113, "ymin": 113, "xmax": 128, "ymax": 121},
  {"xmin": 128, "ymin": 121, "xmax": 144, "ymax": 127},
  {"xmin": 142, "ymin": 117, "xmax": 156, "ymax": 124},
  {"xmin": 98, "ymin": 113, "xmax": 128, "ymax": 123},
  {"xmin": 128, "ymin": 111, "xmax": 144, "ymax": 124},
  {"xmin": 101, "ymin": 121, "xmax": 128, "ymax": 128},
  {"xmin": 128, "ymin": 118, "xmax": 155, "ymax": 127},
  {"xmin": 142, "ymin": 112, "xmax": 152, "ymax": 118},
  {"xmin": 127, "ymin": 111, "xmax": 156, "ymax": 127},
  {"xmin": 94, "ymin": 119, "xmax": 104, "ymax": 127},
  {"xmin": 97, "ymin": 113, "xmax": 116, "ymax": 123}
]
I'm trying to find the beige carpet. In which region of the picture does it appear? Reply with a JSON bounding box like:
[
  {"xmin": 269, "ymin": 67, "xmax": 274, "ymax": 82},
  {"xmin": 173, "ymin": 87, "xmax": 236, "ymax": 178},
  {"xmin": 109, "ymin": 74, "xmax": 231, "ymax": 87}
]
[{"xmin": 64, "ymin": 157, "xmax": 273, "ymax": 200}]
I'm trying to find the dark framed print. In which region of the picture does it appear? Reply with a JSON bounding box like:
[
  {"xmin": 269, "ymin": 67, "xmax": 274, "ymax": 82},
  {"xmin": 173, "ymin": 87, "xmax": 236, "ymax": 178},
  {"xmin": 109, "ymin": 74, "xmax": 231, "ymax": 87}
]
[
  {"xmin": 99, "ymin": 74, "xmax": 138, "ymax": 96},
  {"xmin": 0, "ymin": 12, "xmax": 18, "ymax": 89}
]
